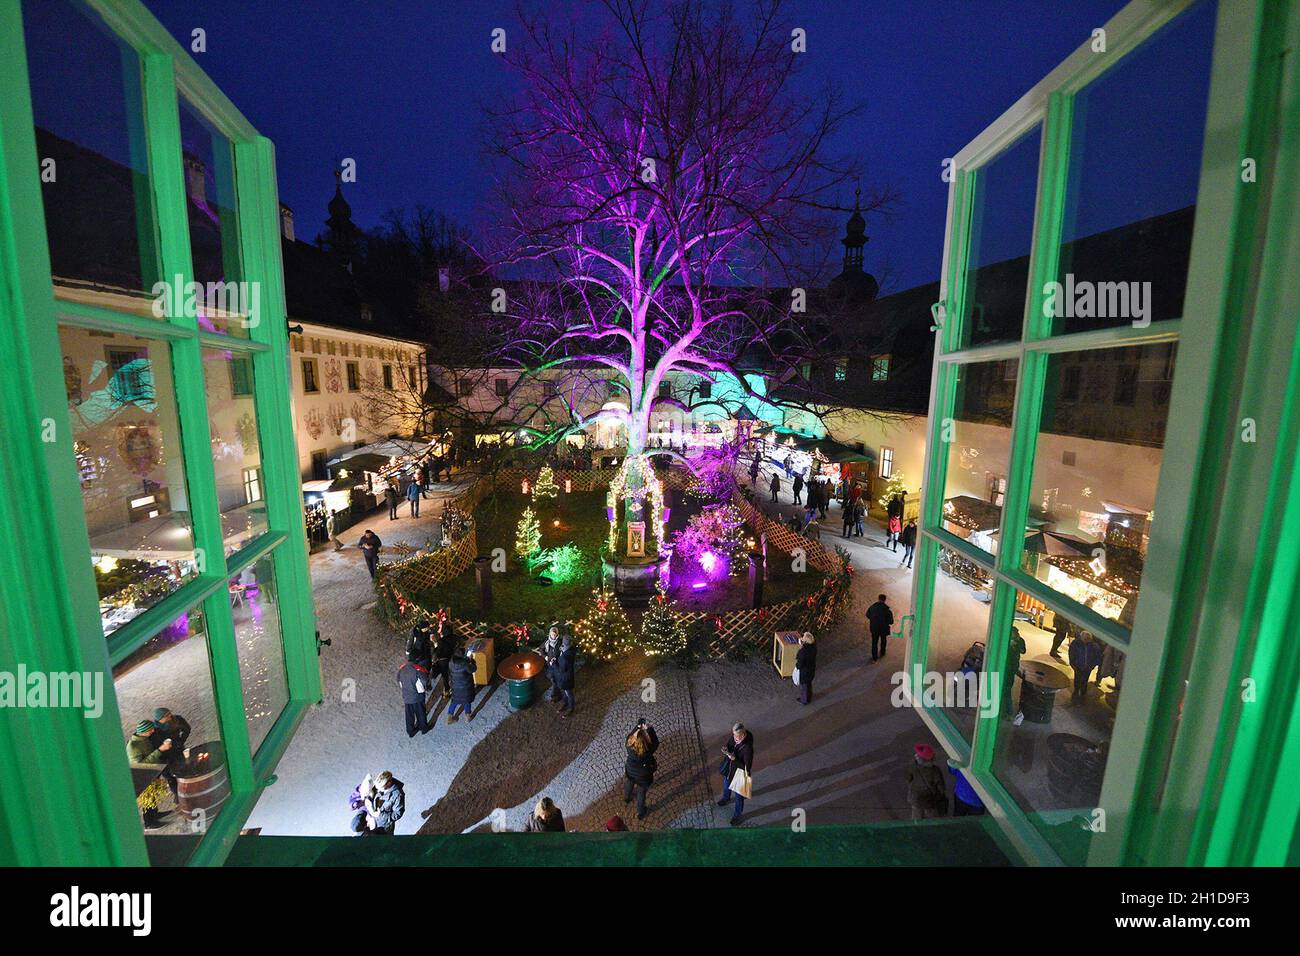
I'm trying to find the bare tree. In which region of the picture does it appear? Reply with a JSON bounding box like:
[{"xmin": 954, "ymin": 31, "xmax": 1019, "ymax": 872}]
[{"xmin": 483, "ymin": 0, "xmax": 894, "ymax": 464}]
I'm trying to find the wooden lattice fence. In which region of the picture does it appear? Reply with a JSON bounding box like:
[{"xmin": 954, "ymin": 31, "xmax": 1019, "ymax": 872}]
[{"xmin": 731, "ymin": 489, "xmax": 845, "ymax": 576}]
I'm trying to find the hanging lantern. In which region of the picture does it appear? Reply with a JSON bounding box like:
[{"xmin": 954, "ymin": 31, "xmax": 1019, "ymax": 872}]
[
  {"xmin": 564, "ymin": 478, "xmax": 572, "ymax": 493},
  {"xmin": 522, "ymin": 478, "xmax": 530, "ymax": 495}
]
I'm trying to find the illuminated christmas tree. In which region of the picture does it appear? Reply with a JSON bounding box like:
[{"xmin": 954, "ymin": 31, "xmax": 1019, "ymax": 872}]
[
  {"xmin": 574, "ymin": 587, "xmax": 635, "ymax": 661},
  {"xmin": 876, "ymin": 473, "xmax": 909, "ymax": 511},
  {"xmin": 639, "ymin": 582, "xmax": 687, "ymax": 657},
  {"xmin": 533, "ymin": 465, "xmax": 559, "ymax": 500},
  {"xmin": 515, "ymin": 507, "xmax": 541, "ymax": 561}
]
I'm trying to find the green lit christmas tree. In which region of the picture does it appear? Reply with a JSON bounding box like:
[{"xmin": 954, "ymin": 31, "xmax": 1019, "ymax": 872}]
[
  {"xmin": 574, "ymin": 587, "xmax": 635, "ymax": 661},
  {"xmin": 533, "ymin": 465, "xmax": 559, "ymax": 500},
  {"xmin": 515, "ymin": 507, "xmax": 542, "ymax": 561},
  {"xmin": 639, "ymin": 582, "xmax": 687, "ymax": 657}
]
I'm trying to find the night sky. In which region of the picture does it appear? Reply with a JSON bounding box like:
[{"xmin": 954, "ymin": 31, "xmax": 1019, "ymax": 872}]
[{"xmin": 136, "ymin": 0, "xmax": 1133, "ymax": 293}]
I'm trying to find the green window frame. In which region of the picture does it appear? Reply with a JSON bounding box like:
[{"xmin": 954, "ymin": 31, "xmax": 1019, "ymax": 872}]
[
  {"xmin": 910, "ymin": 0, "xmax": 1300, "ymax": 866},
  {"xmin": 0, "ymin": 0, "xmax": 320, "ymax": 866}
]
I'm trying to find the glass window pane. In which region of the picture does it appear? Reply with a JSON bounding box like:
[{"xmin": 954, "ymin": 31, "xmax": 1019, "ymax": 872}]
[
  {"xmin": 203, "ymin": 347, "xmax": 268, "ymax": 555},
  {"xmin": 230, "ymin": 553, "xmax": 289, "ymax": 754},
  {"xmin": 1021, "ymin": 342, "xmax": 1177, "ymax": 631},
  {"xmin": 927, "ymin": 545, "xmax": 995, "ymax": 744},
  {"xmin": 941, "ymin": 359, "xmax": 1018, "ymax": 555},
  {"xmin": 1052, "ymin": 0, "xmax": 1217, "ymax": 335},
  {"xmin": 993, "ymin": 597, "xmax": 1125, "ymax": 865},
  {"xmin": 60, "ymin": 324, "xmax": 198, "ymax": 638},
  {"xmin": 23, "ymin": 0, "xmax": 160, "ymax": 296},
  {"xmin": 114, "ymin": 611, "xmax": 227, "ymax": 865},
  {"xmin": 178, "ymin": 97, "xmax": 248, "ymax": 337},
  {"xmin": 960, "ymin": 126, "xmax": 1040, "ymax": 348}
]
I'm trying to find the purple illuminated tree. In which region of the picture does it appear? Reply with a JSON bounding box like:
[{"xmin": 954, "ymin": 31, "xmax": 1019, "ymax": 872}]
[{"xmin": 486, "ymin": 0, "xmax": 894, "ymax": 557}]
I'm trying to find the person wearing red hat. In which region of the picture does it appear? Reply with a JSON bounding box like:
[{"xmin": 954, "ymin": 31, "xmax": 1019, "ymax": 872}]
[
  {"xmin": 605, "ymin": 816, "xmax": 628, "ymax": 832},
  {"xmin": 905, "ymin": 743, "xmax": 947, "ymax": 821}
]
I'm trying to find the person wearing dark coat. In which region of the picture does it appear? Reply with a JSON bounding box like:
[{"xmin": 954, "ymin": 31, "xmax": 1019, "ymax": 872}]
[
  {"xmin": 906, "ymin": 744, "xmax": 947, "ymax": 821},
  {"xmin": 1069, "ymin": 631, "xmax": 1105, "ymax": 704},
  {"xmin": 385, "ymin": 482, "xmax": 400, "ymax": 520},
  {"xmin": 842, "ymin": 501, "xmax": 854, "ymax": 538},
  {"xmin": 432, "ymin": 623, "xmax": 456, "ymax": 698},
  {"xmin": 794, "ymin": 632, "xmax": 818, "ymax": 705},
  {"xmin": 899, "ymin": 518, "xmax": 918, "ymax": 568},
  {"xmin": 623, "ymin": 720, "xmax": 660, "ymax": 820},
  {"xmin": 406, "ymin": 623, "xmax": 433, "ymax": 670},
  {"xmin": 791, "ymin": 473, "xmax": 804, "ymax": 505},
  {"xmin": 866, "ymin": 594, "xmax": 894, "ymax": 662},
  {"xmin": 749, "ymin": 457, "xmax": 761, "ymax": 486},
  {"xmin": 358, "ymin": 529, "xmax": 383, "ymax": 578},
  {"xmin": 352, "ymin": 771, "xmax": 405, "ymax": 834},
  {"xmin": 769, "ymin": 473, "xmax": 780, "ymax": 503},
  {"xmin": 552, "ymin": 635, "xmax": 577, "ymax": 717},
  {"xmin": 447, "ymin": 652, "xmax": 477, "ymax": 723},
  {"xmin": 716, "ymin": 722, "xmax": 755, "ymax": 825},
  {"xmin": 397, "ymin": 659, "xmax": 431, "ymax": 737},
  {"xmin": 541, "ymin": 626, "xmax": 563, "ymax": 703},
  {"xmin": 523, "ymin": 796, "xmax": 565, "ymax": 832}
]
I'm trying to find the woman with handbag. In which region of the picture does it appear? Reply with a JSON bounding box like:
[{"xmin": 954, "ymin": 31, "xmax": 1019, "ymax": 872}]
[
  {"xmin": 716, "ymin": 722, "xmax": 755, "ymax": 826},
  {"xmin": 794, "ymin": 632, "xmax": 817, "ymax": 705}
]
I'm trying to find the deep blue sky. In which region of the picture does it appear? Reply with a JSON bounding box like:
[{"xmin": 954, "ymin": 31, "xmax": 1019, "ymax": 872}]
[{"xmin": 137, "ymin": 0, "xmax": 1134, "ymax": 292}]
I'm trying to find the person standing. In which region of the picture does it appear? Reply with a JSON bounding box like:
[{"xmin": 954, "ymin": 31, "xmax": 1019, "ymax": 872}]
[
  {"xmin": 899, "ymin": 518, "xmax": 918, "ymax": 568},
  {"xmin": 866, "ymin": 593, "xmax": 894, "ymax": 663},
  {"xmin": 419, "ymin": 461, "xmax": 432, "ymax": 497},
  {"xmin": 948, "ymin": 760, "xmax": 986, "ymax": 816},
  {"xmin": 769, "ymin": 472, "xmax": 781, "ymax": 504},
  {"xmin": 406, "ymin": 621, "xmax": 433, "ymax": 671},
  {"xmin": 795, "ymin": 632, "xmax": 817, "ymax": 705},
  {"xmin": 749, "ymin": 456, "xmax": 761, "ymax": 486},
  {"xmin": 541, "ymin": 626, "xmax": 563, "ymax": 704},
  {"xmin": 716, "ymin": 722, "xmax": 755, "ymax": 826},
  {"xmin": 791, "ymin": 472, "xmax": 804, "ymax": 505},
  {"xmin": 1069, "ymin": 631, "xmax": 1104, "ymax": 704},
  {"xmin": 447, "ymin": 650, "xmax": 477, "ymax": 723},
  {"xmin": 906, "ymin": 744, "xmax": 947, "ymax": 821},
  {"xmin": 385, "ymin": 481, "xmax": 400, "ymax": 520},
  {"xmin": 433, "ymin": 621, "xmax": 455, "ymax": 698},
  {"xmin": 553, "ymin": 633, "xmax": 577, "ymax": 717},
  {"xmin": 406, "ymin": 477, "xmax": 422, "ymax": 518},
  {"xmin": 854, "ymin": 498, "xmax": 866, "ymax": 537},
  {"xmin": 1004, "ymin": 625, "xmax": 1027, "ymax": 720},
  {"xmin": 623, "ymin": 719, "xmax": 659, "ymax": 821},
  {"xmin": 397, "ymin": 656, "xmax": 430, "ymax": 737},
  {"xmin": 842, "ymin": 500, "xmax": 854, "ymax": 539},
  {"xmin": 886, "ymin": 494, "xmax": 904, "ymax": 550},
  {"xmin": 358, "ymin": 529, "xmax": 383, "ymax": 579}
]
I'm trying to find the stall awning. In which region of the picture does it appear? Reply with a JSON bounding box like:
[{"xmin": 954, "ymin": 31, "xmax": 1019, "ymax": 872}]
[
  {"xmin": 815, "ymin": 439, "xmax": 874, "ymax": 463},
  {"xmin": 328, "ymin": 453, "xmax": 392, "ymax": 475},
  {"xmin": 943, "ymin": 495, "xmax": 1003, "ymax": 532}
]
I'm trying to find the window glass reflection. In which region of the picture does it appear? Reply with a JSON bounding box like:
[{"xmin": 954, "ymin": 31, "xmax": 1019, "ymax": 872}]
[
  {"xmin": 23, "ymin": 0, "xmax": 160, "ymax": 295},
  {"xmin": 114, "ymin": 612, "xmax": 227, "ymax": 865},
  {"xmin": 1052, "ymin": 0, "xmax": 1216, "ymax": 335},
  {"xmin": 1021, "ymin": 342, "xmax": 1177, "ymax": 631},
  {"xmin": 60, "ymin": 325, "xmax": 198, "ymax": 638},
  {"xmin": 993, "ymin": 598, "xmax": 1125, "ymax": 864},
  {"xmin": 230, "ymin": 554, "xmax": 288, "ymax": 754},
  {"xmin": 941, "ymin": 360, "xmax": 1017, "ymax": 555},
  {"xmin": 960, "ymin": 127, "xmax": 1040, "ymax": 347},
  {"xmin": 925, "ymin": 545, "xmax": 995, "ymax": 743},
  {"xmin": 203, "ymin": 348, "xmax": 267, "ymax": 555}
]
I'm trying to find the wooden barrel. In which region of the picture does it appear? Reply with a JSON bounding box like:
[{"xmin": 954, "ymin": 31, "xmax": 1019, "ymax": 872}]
[{"xmin": 175, "ymin": 742, "xmax": 230, "ymax": 823}]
